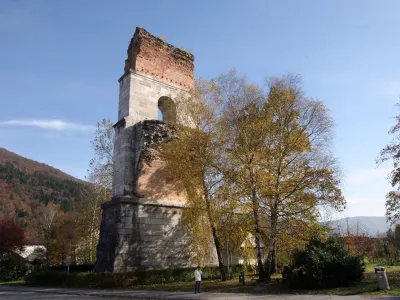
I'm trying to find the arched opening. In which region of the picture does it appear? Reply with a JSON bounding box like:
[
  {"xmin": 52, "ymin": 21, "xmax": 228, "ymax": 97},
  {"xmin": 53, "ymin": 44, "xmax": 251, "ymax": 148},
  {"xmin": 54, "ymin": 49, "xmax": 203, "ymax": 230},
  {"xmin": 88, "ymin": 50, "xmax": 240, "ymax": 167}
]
[
  {"xmin": 158, "ymin": 96, "xmax": 177, "ymax": 124},
  {"xmin": 157, "ymin": 108, "xmax": 163, "ymax": 121}
]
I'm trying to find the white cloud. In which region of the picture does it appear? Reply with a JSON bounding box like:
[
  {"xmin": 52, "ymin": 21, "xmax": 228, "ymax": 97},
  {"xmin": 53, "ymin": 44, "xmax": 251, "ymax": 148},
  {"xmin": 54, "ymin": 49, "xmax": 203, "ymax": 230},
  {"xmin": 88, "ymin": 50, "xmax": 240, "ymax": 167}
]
[{"xmin": 0, "ymin": 119, "xmax": 95, "ymax": 132}]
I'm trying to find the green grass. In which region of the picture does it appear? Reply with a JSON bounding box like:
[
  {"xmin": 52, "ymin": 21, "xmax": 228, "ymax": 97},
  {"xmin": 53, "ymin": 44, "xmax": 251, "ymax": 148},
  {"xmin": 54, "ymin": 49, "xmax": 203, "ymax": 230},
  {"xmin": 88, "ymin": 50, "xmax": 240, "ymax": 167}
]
[
  {"xmin": 0, "ymin": 280, "xmax": 24, "ymax": 286},
  {"xmin": 130, "ymin": 278, "xmax": 256, "ymax": 294},
  {"xmin": 306, "ymin": 271, "xmax": 400, "ymax": 295},
  {"xmin": 126, "ymin": 263, "xmax": 400, "ymax": 295},
  {"xmin": 3, "ymin": 262, "xmax": 400, "ymax": 295},
  {"xmin": 365, "ymin": 263, "xmax": 400, "ymax": 273}
]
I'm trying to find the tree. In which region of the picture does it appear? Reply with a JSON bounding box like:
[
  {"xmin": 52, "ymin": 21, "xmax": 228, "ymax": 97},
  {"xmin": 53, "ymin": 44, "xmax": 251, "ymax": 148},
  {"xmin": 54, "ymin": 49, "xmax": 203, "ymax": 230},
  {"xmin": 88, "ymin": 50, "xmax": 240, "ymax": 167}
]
[
  {"xmin": 378, "ymin": 105, "xmax": 400, "ymax": 225},
  {"xmin": 54, "ymin": 211, "xmax": 85, "ymax": 265},
  {"xmin": 71, "ymin": 118, "xmax": 113, "ymax": 264},
  {"xmin": 216, "ymin": 74, "xmax": 270, "ymax": 279},
  {"xmin": 0, "ymin": 217, "xmax": 28, "ymax": 282},
  {"xmin": 89, "ymin": 118, "xmax": 114, "ymax": 189},
  {"xmin": 0, "ymin": 217, "xmax": 27, "ymax": 254},
  {"xmin": 217, "ymin": 72, "xmax": 345, "ymax": 280},
  {"xmin": 283, "ymin": 235, "xmax": 365, "ymax": 289},
  {"xmin": 162, "ymin": 79, "xmax": 230, "ymax": 280},
  {"xmin": 75, "ymin": 185, "xmax": 110, "ymax": 263},
  {"xmin": 164, "ymin": 70, "xmax": 343, "ymax": 281},
  {"xmin": 36, "ymin": 202, "xmax": 62, "ymax": 265}
]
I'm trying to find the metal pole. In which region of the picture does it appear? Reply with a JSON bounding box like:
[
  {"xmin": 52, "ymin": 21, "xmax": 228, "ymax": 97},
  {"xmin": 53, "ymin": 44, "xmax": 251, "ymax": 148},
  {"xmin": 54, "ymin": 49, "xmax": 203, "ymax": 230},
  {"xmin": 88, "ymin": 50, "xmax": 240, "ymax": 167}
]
[
  {"xmin": 226, "ymin": 239, "xmax": 230, "ymax": 280},
  {"xmin": 67, "ymin": 239, "xmax": 71, "ymax": 274}
]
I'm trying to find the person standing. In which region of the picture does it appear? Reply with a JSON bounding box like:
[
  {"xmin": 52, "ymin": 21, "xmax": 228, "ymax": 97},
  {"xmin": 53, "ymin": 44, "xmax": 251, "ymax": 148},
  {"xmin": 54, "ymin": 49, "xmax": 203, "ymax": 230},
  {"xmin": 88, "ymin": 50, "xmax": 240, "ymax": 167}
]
[{"xmin": 194, "ymin": 266, "xmax": 203, "ymax": 294}]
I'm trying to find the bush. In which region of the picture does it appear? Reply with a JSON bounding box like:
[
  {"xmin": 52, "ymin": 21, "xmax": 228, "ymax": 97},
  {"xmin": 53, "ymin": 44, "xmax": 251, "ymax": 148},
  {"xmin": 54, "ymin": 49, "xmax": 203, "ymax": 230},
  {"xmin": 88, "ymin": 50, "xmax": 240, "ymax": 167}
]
[
  {"xmin": 133, "ymin": 265, "xmax": 242, "ymax": 285},
  {"xmin": 25, "ymin": 271, "xmax": 136, "ymax": 288},
  {"xmin": 0, "ymin": 253, "xmax": 28, "ymax": 282},
  {"xmin": 48, "ymin": 264, "xmax": 94, "ymax": 272},
  {"xmin": 25, "ymin": 265, "xmax": 243, "ymax": 287},
  {"xmin": 283, "ymin": 235, "xmax": 365, "ymax": 289}
]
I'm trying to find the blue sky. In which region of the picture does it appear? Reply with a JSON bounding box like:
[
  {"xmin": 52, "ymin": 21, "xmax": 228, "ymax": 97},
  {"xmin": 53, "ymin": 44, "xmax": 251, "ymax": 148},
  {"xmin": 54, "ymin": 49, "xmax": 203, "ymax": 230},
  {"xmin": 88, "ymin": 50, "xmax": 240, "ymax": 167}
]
[{"xmin": 0, "ymin": 0, "xmax": 399, "ymax": 218}]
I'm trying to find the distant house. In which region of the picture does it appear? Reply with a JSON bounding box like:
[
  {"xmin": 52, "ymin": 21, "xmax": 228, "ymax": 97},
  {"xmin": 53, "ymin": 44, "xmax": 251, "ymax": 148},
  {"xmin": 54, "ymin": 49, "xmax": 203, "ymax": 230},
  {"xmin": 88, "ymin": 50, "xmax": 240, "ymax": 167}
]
[{"xmin": 15, "ymin": 244, "xmax": 46, "ymax": 265}]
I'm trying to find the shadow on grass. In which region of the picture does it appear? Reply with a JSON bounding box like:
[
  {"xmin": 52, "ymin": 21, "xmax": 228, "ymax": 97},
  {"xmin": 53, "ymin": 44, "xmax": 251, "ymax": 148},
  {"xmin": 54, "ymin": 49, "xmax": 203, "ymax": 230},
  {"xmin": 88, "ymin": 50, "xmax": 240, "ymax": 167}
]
[
  {"xmin": 128, "ymin": 271, "xmax": 400, "ymax": 296},
  {"xmin": 0, "ymin": 281, "xmax": 24, "ymax": 286},
  {"xmin": 5, "ymin": 269, "xmax": 400, "ymax": 296}
]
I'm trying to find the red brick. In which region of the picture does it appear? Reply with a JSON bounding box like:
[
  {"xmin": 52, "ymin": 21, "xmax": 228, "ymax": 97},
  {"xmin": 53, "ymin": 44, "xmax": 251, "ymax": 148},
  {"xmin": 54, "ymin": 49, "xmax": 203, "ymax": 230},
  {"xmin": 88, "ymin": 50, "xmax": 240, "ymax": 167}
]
[{"xmin": 124, "ymin": 27, "xmax": 194, "ymax": 89}]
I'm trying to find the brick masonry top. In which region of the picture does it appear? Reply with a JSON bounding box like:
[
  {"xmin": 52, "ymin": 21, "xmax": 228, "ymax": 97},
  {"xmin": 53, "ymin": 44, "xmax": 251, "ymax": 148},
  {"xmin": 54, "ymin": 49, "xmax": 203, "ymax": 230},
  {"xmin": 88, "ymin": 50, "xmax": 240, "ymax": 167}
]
[{"xmin": 124, "ymin": 27, "xmax": 194, "ymax": 89}]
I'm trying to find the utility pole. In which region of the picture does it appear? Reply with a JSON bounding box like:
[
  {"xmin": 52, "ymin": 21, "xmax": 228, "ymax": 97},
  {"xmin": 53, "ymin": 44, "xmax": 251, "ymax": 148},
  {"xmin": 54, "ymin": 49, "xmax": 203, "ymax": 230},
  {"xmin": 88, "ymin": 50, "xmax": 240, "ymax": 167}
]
[{"xmin": 67, "ymin": 238, "xmax": 72, "ymax": 274}]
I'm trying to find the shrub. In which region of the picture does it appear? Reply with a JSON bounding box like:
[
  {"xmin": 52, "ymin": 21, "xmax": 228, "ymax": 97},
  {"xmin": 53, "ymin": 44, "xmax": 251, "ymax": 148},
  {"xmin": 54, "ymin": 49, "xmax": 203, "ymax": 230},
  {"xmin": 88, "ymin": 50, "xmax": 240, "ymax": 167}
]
[
  {"xmin": 48, "ymin": 264, "xmax": 94, "ymax": 272},
  {"xmin": 25, "ymin": 265, "xmax": 243, "ymax": 287},
  {"xmin": 283, "ymin": 235, "xmax": 365, "ymax": 289},
  {"xmin": 0, "ymin": 253, "xmax": 28, "ymax": 282},
  {"xmin": 133, "ymin": 265, "xmax": 242, "ymax": 285},
  {"xmin": 0, "ymin": 218, "xmax": 27, "ymax": 254},
  {"xmin": 25, "ymin": 271, "xmax": 135, "ymax": 288}
]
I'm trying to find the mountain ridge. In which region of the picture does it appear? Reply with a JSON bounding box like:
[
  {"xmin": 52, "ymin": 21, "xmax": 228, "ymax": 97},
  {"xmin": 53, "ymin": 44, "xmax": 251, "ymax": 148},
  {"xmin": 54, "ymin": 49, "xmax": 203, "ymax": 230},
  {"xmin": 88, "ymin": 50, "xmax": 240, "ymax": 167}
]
[
  {"xmin": 0, "ymin": 147, "xmax": 86, "ymax": 183},
  {"xmin": 0, "ymin": 147, "xmax": 89, "ymax": 238},
  {"xmin": 325, "ymin": 216, "xmax": 390, "ymax": 236}
]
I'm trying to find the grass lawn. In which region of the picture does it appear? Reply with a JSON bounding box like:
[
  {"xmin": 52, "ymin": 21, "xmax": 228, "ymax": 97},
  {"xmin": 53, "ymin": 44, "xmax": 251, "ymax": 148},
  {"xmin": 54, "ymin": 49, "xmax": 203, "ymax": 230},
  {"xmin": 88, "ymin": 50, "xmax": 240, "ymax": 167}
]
[
  {"xmin": 128, "ymin": 263, "xmax": 400, "ymax": 295},
  {"xmin": 3, "ymin": 263, "xmax": 400, "ymax": 295}
]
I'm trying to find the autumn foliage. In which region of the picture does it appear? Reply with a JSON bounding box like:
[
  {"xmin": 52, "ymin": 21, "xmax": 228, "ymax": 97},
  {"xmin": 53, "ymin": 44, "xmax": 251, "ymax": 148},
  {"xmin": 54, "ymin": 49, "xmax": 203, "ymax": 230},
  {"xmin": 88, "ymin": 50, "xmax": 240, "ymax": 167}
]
[
  {"xmin": 0, "ymin": 217, "xmax": 27, "ymax": 254},
  {"xmin": 162, "ymin": 71, "xmax": 345, "ymax": 281}
]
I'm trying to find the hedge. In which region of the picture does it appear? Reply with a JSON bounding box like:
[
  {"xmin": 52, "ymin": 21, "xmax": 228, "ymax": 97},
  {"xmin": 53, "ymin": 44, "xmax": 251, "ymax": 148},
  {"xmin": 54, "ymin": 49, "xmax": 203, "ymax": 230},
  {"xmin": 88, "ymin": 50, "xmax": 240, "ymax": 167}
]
[
  {"xmin": 0, "ymin": 253, "xmax": 28, "ymax": 282},
  {"xmin": 48, "ymin": 264, "xmax": 94, "ymax": 273},
  {"xmin": 25, "ymin": 265, "xmax": 243, "ymax": 287}
]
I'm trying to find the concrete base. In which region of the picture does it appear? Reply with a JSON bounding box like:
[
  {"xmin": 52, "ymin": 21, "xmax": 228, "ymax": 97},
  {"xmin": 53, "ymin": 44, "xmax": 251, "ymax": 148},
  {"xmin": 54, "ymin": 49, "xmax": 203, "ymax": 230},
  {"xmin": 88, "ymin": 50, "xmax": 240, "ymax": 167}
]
[{"xmin": 95, "ymin": 196, "xmax": 192, "ymax": 272}]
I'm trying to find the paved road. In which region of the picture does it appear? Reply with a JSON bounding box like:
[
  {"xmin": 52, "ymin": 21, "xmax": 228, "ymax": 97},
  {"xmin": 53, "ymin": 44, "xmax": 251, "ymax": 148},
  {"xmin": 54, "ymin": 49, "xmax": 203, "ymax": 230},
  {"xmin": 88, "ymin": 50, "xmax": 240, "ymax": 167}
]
[
  {"xmin": 1, "ymin": 285, "xmax": 400, "ymax": 300},
  {"xmin": 0, "ymin": 290, "xmax": 127, "ymax": 299}
]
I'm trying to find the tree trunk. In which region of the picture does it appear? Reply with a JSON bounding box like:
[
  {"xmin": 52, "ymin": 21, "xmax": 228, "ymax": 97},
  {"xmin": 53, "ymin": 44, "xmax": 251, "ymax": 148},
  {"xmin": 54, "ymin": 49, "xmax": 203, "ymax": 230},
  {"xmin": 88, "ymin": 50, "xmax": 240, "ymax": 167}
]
[
  {"xmin": 251, "ymin": 192, "xmax": 266, "ymax": 279},
  {"xmin": 271, "ymin": 243, "xmax": 277, "ymax": 274},
  {"xmin": 203, "ymin": 183, "xmax": 227, "ymax": 281},
  {"xmin": 45, "ymin": 237, "xmax": 50, "ymax": 267},
  {"xmin": 265, "ymin": 210, "xmax": 278, "ymax": 280},
  {"xmin": 249, "ymin": 166, "xmax": 266, "ymax": 280},
  {"xmin": 264, "ymin": 240, "xmax": 277, "ymax": 274},
  {"xmin": 254, "ymin": 216, "xmax": 266, "ymax": 280},
  {"xmin": 211, "ymin": 223, "xmax": 227, "ymax": 281}
]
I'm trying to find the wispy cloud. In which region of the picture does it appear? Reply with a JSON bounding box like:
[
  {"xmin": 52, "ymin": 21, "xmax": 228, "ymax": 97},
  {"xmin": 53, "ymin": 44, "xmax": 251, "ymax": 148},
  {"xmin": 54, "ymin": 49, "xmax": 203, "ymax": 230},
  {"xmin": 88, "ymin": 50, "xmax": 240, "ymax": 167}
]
[{"xmin": 0, "ymin": 119, "xmax": 95, "ymax": 132}]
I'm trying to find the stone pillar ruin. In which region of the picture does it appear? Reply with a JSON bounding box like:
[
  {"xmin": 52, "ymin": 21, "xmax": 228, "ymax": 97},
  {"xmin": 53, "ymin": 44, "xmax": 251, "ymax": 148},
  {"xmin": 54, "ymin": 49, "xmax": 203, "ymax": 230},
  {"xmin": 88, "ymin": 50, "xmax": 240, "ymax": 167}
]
[{"xmin": 95, "ymin": 27, "xmax": 196, "ymax": 272}]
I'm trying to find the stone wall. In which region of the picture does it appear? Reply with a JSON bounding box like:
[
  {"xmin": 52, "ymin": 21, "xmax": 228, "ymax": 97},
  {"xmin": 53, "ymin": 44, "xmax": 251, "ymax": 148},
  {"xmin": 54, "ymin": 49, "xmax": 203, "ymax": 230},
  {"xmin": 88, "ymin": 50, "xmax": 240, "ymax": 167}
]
[
  {"xmin": 135, "ymin": 120, "xmax": 186, "ymax": 202},
  {"xmin": 117, "ymin": 71, "xmax": 187, "ymax": 125},
  {"xmin": 95, "ymin": 121, "xmax": 192, "ymax": 272},
  {"xmin": 113, "ymin": 119, "xmax": 186, "ymax": 200},
  {"xmin": 95, "ymin": 197, "xmax": 191, "ymax": 272}
]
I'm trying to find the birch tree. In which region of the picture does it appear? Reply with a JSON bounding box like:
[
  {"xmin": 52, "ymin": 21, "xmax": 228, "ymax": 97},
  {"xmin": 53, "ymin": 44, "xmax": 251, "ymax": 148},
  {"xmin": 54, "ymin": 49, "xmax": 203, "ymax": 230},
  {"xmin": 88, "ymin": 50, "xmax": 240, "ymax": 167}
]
[
  {"xmin": 378, "ymin": 104, "xmax": 400, "ymax": 225},
  {"xmin": 76, "ymin": 186, "xmax": 110, "ymax": 263},
  {"xmin": 75, "ymin": 118, "xmax": 113, "ymax": 263},
  {"xmin": 89, "ymin": 118, "xmax": 114, "ymax": 189},
  {"xmin": 37, "ymin": 202, "xmax": 62, "ymax": 266},
  {"xmin": 218, "ymin": 72, "xmax": 345, "ymax": 280}
]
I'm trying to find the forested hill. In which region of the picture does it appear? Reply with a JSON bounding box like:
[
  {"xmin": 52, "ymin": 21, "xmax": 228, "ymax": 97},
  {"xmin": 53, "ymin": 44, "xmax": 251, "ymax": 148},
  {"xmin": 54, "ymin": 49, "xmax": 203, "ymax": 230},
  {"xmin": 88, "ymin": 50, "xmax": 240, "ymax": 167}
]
[{"xmin": 0, "ymin": 147, "xmax": 88, "ymax": 228}]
